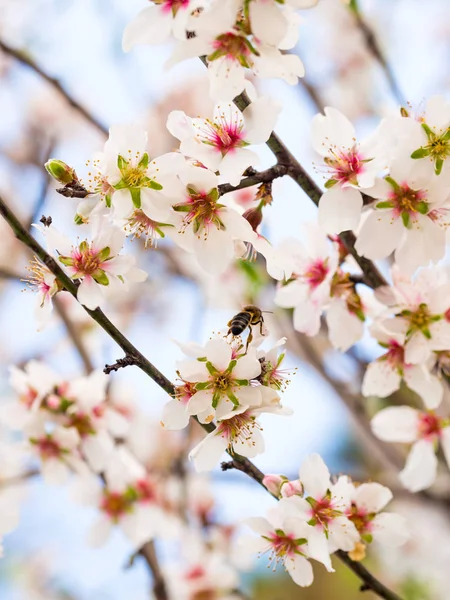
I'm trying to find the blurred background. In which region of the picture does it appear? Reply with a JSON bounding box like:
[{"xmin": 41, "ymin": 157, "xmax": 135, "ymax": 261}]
[{"xmin": 0, "ymin": 0, "xmax": 449, "ymax": 598}]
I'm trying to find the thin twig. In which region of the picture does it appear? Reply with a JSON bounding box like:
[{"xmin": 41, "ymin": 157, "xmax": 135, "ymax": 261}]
[
  {"xmin": 231, "ymin": 89, "xmax": 387, "ymax": 290},
  {"xmin": 218, "ymin": 164, "xmax": 288, "ymax": 195},
  {"xmin": 0, "ymin": 195, "xmax": 405, "ymax": 600},
  {"xmin": 104, "ymin": 354, "xmax": 140, "ymax": 375},
  {"xmin": 349, "ymin": 1, "xmax": 405, "ymax": 105},
  {"xmin": 139, "ymin": 541, "xmax": 169, "ymax": 600},
  {"xmin": 0, "ymin": 39, "xmax": 108, "ymax": 136}
]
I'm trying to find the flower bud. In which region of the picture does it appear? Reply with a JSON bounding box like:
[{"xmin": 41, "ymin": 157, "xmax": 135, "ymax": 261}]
[
  {"xmin": 242, "ymin": 206, "xmax": 263, "ymax": 231},
  {"xmin": 45, "ymin": 159, "xmax": 77, "ymax": 185},
  {"xmin": 280, "ymin": 478, "xmax": 304, "ymax": 498},
  {"xmin": 263, "ymin": 474, "xmax": 287, "ymax": 496}
]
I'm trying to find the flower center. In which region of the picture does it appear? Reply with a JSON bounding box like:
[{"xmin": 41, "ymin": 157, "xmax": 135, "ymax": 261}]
[
  {"xmin": 156, "ymin": 0, "xmax": 190, "ymax": 15},
  {"xmin": 412, "ymin": 123, "xmax": 450, "ymax": 174},
  {"xmin": 303, "ymin": 259, "xmax": 329, "ymax": 289},
  {"xmin": 68, "ymin": 412, "xmax": 96, "ymax": 437},
  {"xmin": 385, "ymin": 340, "xmax": 405, "ymax": 368},
  {"xmin": 126, "ymin": 209, "xmax": 166, "ymax": 248},
  {"xmin": 218, "ymin": 411, "xmax": 261, "ymax": 446},
  {"xmin": 324, "ymin": 147, "xmax": 364, "ymax": 185},
  {"xmin": 209, "ymin": 32, "xmax": 252, "ymax": 63},
  {"xmin": 121, "ymin": 164, "xmax": 148, "ymax": 189},
  {"xmin": 174, "ymin": 188, "xmax": 224, "ymax": 238},
  {"xmin": 401, "ymin": 303, "xmax": 439, "ymax": 339},
  {"xmin": 418, "ymin": 412, "xmax": 442, "ymax": 440},
  {"xmin": 308, "ymin": 495, "xmax": 341, "ymax": 527},
  {"xmin": 213, "ymin": 372, "xmax": 233, "ymax": 391},
  {"xmin": 389, "ymin": 184, "xmax": 428, "ymax": 220},
  {"xmin": 199, "ymin": 118, "xmax": 245, "ymax": 154},
  {"xmin": 34, "ymin": 436, "xmax": 63, "ymax": 459},
  {"xmin": 348, "ymin": 504, "xmax": 373, "ymax": 534},
  {"xmin": 101, "ymin": 490, "xmax": 134, "ymax": 520}
]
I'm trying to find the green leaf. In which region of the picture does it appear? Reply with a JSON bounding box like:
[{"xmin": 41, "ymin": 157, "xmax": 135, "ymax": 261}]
[
  {"xmin": 92, "ymin": 270, "xmax": 109, "ymax": 286},
  {"xmin": 421, "ymin": 123, "xmax": 434, "ymax": 138},
  {"xmin": 205, "ymin": 361, "xmax": 218, "ymax": 375},
  {"xmin": 130, "ymin": 187, "xmax": 141, "ymax": 209},
  {"xmin": 362, "ymin": 533, "xmax": 373, "ymax": 544},
  {"xmin": 227, "ymin": 390, "xmax": 240, "ymax": 407},
  {"xmin": 411, "ymin": 147, "xmax": 431, "ymax": 159},
  {"xmin": 225, "ymin": 359, "xmax": 237, "ymax": 374},
  {"xmin": 416, "ymin": 201, "xmax": 429, "ymax": 214},
  {"xmin": 208, "ymin": 187, "xmax": 219, "ymax": 202},
  {"xmin": 375, "ymin": 201, "xmax": 395, "ymax": 209},
  {"xmin": 385, "ymin": 176, "xmax": 400, "ymax": 190},
  {"xmin": 172, "ymin": 204, "xmax": 191, "ymax": 212},
  {"xmin": 234, "ymin": 379, "xmax": 249, "ymax": 386},
  {"xmin": 105, "ymin": 193, "xmax": 112, "ymax": 208},
  {"xmin": 324, "ymin": 178, "xmax": 337, "ymax": 189},
  {"xmin": 401, "ymin": 212, "xmax": 410, "ymax": 228},
  {"xmin": 79, "ymin": 240, "xmax": 88, "ymax": 253},
  {"xmin": 138, "ymin": 152, "xmax": 149, "ymax": 169},
  {"xmin": 74, "ymin": 214, "xmax": 84, "ymax": 225},
  {"xmin": 59, "ymin": 256, "xmax": 74, "ymax": 266},
  {"xmin": 195, "ymin": 381, "xmax": 211, "ymax": 390},
  {"xmin": 117, "ymin": 155, "xmax": 128, "ymax": 170},
  {"xmin": 422, "ymin": 327, "xmax": 432, "ymax": 340},
  {"xmin": 435, "ymin": 157, "xmax": 444, "ymax": 175},
  {"xmin": 187, "ymin": 186, "xmax": 198, "ymax": 196},
  {"xmin": 212, "ymin": 392, "xmax": 220, "ymax": 409},
  {"xmin": 113, "ymin": 179, "xmax": 128, "ymax": 190},
  {"xmin": 97, "ymin": 246, "xmax": 111, "ymax": 262},
  {"xmin": 147, "ymin": 179, "xmax": 163, "ymax": 191}
]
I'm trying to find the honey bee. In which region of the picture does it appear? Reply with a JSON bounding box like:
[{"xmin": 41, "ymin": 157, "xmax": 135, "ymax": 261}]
[{"xmin": 227, "ymin": 305, "xmax": 269, "ymax": 350}]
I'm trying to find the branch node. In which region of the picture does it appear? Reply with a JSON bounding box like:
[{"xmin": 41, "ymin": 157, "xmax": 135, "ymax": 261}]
[
  {"xmin": 221, "ymin": 461, "xmax": 235, "ymax": 471},
  {"xmin": 360, "ymin": 584, "xmax": 371, "ymax": 592},
  {"xmin": 104, "ymin": 354, "xmax": 140, "ymax": 375}
]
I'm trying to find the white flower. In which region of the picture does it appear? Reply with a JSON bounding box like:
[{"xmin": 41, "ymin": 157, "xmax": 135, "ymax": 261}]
[
  {"xmin": 362, "ymin": 322, "xmax": 443, "ymax": 409},
  {"xmin": 189, "ymin": 385, "xmax": 291, "ymax": 471},
  {"xmin": 123, "ymin": 0, "xmax": 205, "ymax": 51},
  {"xmin": 240, "ymin": 511, "xmax": 316, "ymax": 587},
  {"xmin": 167, "ymin": 97, "xmax": 281, "ymax": 186},
  {"xmin": 280, "ymin": 454, "xmax": 360, "ymax": 568},
  {"xmin": 71, "ymin": 448, "xmax": 172, "ymax": 548},
  {"xmin": 274, "ymin": 226, "xmax": 365, "ymax": 350},
  {"xmin": 166, "ymin": 1, "xmax": 305, "ymax": 101},
  {"xmin": 168, "ymin": 165, "xmax": 257, "ymax": 273},
  {"xmin": 355, "ymin": 169, "xmax": 450, "ymax": 275},
  {"xmin": 42, "ymin": 217, "xmax": 147, "ymax": 310},
  {"xmin": 312, "ymin": 107, "xmax": 382, "ymax": 234},
  {"xmin": 25, "ymin": 417, "xmax": 82, "ymax": 485},
  {"xmin": 339, "ymin": 478, "xmax": 409, "ymax": 548},
  {"xmin": 371, "ymin": 406, "xmax": 450, "ymax": 492},
  {"xmin": 25, "ymin": 258, "xmax": 61, "ymax": 331},
  {"xmin": 375, "ymin": 265, "xmax": 450, "ymax": 365},
  {"xmin": 174, "ymin": 337, "xmax": 262, "ymax": 424}
]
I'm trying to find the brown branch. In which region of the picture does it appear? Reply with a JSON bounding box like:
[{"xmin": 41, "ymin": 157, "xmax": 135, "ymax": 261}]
[
  {"xmin": 231, "ymin": 89, "xmax": 387, "ymax": 290},
  {"xmin": 0, "ymin": 39, "xmax": 108, "ymax": 136},
  {"xmin": 349, "ymin": 1, "xmax": 404, "ymax": 105},
  {"xmin": 104, "ymin": 354, "xmax": 140, "ymax": 375},
  {"xmin": 0, "ymin": 468, "xmax": 40, "ymax": 488},
  {"xmin": 0, "ymin": 194, "xmax": 404, "ymax": 600},
  {"xmin": 139, "ymin": 541, "xmax": 169, "ymax": 600},
  {"xmin": 218, "ymin": 164, "xmax": 288, "ymax": 195}
]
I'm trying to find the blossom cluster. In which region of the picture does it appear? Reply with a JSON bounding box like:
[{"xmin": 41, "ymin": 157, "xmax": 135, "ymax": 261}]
[
  {"xmin": 163, "ymin": 334, "xmax": 292, "ymax": 471},
  {"xmin": 240, "ymin": 454, "xmax": 408, "ymax": 588}
]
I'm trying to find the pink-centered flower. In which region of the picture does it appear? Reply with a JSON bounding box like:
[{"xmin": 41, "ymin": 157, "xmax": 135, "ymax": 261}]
[
  {"xmin": 241, "ymin": 512, "xmax": 316, "ymax": 587},
  {"xmin": 312, "ymin": 107, "xmax": 383, "ymax": 234},
  {"xmin": 41, "ymin": 218, "xmax": 147, "ymax": 310},
  {"xmin": 362, "ymin": 322, "xmax": 443, "ymax": 409},
  {"xmin": 168, "ymin": 165, "xmax": 257, "ymax": 273},
  {"xmin": 167, "ymin": 97, "xmax": 280, "ymax": 186},
  {"xmin": 123, "ymin": 0, "xmax": 201, "ymax": 51},
  {"xmin": 25, "ymin": 258, "xmax": 61, "ymax": 331},
  {"xmin": 355, "ymin": 167, "xmax": 450, "ymax": 274},
  {"xmin": 372, "ymin": 406, "xmax": 450, "ymax": 492}
]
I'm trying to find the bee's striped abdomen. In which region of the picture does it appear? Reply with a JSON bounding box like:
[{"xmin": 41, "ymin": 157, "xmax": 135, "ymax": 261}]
[{"xmin": 228, "ymin": 311, "xmax": 251, "ymax": 336}]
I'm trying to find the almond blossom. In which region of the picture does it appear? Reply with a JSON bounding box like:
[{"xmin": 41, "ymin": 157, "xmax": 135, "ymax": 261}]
[
  {"xmin": 312, "ymin": 107, "xmax": 382, "ymax": 234},
  {"xmin": 362, "ymin": 322, "xmax": 444, "ymax": 410},
  {"xmin": 279, "ymin": 454, "xmax": 359, "ymax": 568},
  {"xmin": 122, "ymin": 0, "xmax": 205, "ymax": 51},
  {"xmin": 240, "ymin": 511, "xmax": 318, "ymax": 587},
  {"xmin": 338, "ymin": 478, "xmax": 409, "ymax": 555},
  {"xmin": 168, "ymin": 165, "xmax": 257, "ymax": 273},
  {"xmin": 375, "ymin": 266, "xmax": 450, "ymax": 365},
  {"xmin": 189, "ymin": 385, "xmax": 292, "ymax": 471},
  {"xmin": 41, "ymin": 218, "xmax": 147, "ymax": 310},
  {"xmin": 355, "ymin": 168, "xmax": 450, "ymax": 275},
  {"xmin": 274, "ymin": 226, "xmax": 365, "ymax": 350},
  {"xmin": 25, "ymin": 258, "xmax": 62, "ymax": 331},
  {"xmin": 167, "ymin": 97, "xmax": 281, "ymax": 186},
  {"xmin": 71, "ymin": 448, "xmax": 174, "ymax": 548},
  {"xmin": 166, "ymin": 337, "xmax": 263, "ymax": 425},
  {"xmin": 25, "ymin": 417, "xmax": 83, "ymax": 485},
  {"xmin": 166, "ymin": 0, "xmax": 305, "ymax": 101},
  {"xmin": 371, "ymin": 406, "xmax": 450, "ymax": 492}
]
